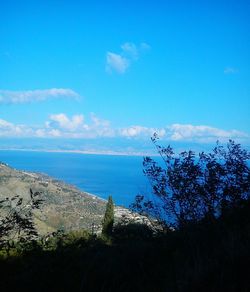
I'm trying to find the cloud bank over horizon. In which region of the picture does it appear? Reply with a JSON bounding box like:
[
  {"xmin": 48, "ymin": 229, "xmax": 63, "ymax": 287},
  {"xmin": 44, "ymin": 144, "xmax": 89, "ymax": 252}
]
[{"xmin": 0, "ymin": 114, "xmax": 248, "ymax": 145}]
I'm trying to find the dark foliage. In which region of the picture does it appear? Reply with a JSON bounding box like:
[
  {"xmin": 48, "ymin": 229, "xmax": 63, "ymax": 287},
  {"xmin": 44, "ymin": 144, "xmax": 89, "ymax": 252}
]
[
  {"xmin": 131, "ymin": 137, "xmax": 250, "ymax": 229},
  {"xmin": 102, "ymin": 195, "xmax": 114, "ymax": 236},
  {"xmin": 112, "ymin": 222, "xmax": 153, "ymax": 241},
  {"xmin": 0, "ymin": 202, "xmax": 250, "ymax": 292},
  {"xmin": 0, "ymin": 189, "xmax": 43, "ymax": 247}
]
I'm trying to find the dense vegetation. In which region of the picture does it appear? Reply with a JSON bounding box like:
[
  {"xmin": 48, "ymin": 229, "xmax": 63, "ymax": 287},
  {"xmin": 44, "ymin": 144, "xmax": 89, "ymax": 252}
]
[
  {"xmin": 0, "ymin": 140, "xmax": 249, "ymax": 291},
  {"xmin": 132, "ymin": 138, "xmax": 250, "ymax": 229},
  {"xmin": 0, "ymin": 189, "xmax": 43, "ymax": 247}
]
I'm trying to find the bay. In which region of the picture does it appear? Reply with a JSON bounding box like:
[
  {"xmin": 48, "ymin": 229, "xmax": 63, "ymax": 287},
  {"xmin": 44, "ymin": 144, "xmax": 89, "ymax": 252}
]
[{"xmin": 0, "ymin": 150, "xmax": 150, "ymax": 207}]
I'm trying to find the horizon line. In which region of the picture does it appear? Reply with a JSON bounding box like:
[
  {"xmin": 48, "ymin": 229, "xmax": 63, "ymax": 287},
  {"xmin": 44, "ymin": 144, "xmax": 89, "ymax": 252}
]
[{"xmin": 0, "ymin": 147, "xmax": 157, "ymax": 157}]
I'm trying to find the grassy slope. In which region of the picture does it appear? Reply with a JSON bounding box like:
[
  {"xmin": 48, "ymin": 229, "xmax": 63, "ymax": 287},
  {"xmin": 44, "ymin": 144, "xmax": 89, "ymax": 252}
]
[{"xmin": 0, "ymin": 163, "xmax": 106, "ymax": 233}]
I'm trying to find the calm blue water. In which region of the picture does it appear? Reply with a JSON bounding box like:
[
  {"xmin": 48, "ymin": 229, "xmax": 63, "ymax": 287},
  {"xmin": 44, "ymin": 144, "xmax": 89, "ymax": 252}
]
[{"xmin": 0, "ymin": 150, "xmax": 150, "ymax": 207}]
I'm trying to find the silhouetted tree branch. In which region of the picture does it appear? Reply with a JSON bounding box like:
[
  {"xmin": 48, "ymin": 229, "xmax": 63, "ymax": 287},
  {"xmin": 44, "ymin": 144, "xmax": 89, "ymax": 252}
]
[{"xmin": 131, "ymin": 138, "xmax": 250, "ymax": 229}]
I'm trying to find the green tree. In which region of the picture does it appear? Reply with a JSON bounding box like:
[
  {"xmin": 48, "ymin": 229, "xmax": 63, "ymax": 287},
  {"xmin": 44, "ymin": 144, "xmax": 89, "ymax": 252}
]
[
  {"xmin": 0, "ymin": 189, "xmax": 43, "ymax": 247},
  {"xmin": 131, "ymin": 136, "xmax": 250, "ymax": 229},
  {"xmin": 102, "ymin": 195, "xmax": 114, "ymax": 236}
]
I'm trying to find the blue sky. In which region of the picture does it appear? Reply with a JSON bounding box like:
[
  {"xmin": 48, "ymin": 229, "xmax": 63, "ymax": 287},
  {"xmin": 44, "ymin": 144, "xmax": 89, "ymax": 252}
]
[{"xmin": 0, "ymin": 0, "xmax": 249, "ymax": 153}]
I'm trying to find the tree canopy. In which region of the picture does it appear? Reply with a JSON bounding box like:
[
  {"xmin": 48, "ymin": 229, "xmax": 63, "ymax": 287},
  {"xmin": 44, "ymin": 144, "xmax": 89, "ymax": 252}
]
[
  {"xmin": 131, "ymin": 136, "xmax": 250, "ymax": 229},
  {"xmin": 0, "ymin": 189, "xmax": 43, "ymax": 246}
]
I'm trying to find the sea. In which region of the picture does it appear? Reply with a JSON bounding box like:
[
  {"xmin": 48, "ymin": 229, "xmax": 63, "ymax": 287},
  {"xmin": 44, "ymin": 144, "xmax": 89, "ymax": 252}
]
[{"xmin": 0, "ymin": 150, "xmax": 151, "ymax": 207}]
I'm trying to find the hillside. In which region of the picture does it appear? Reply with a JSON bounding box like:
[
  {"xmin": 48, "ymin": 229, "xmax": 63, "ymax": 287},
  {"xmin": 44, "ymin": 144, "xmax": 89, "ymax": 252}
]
[
  {"xmin": 0, "ymin": 162, "xmax": 110, "ymax": 234},
  {"xmin": 0, "ymin": 162, "xmax": 151, "ymax": 235}
]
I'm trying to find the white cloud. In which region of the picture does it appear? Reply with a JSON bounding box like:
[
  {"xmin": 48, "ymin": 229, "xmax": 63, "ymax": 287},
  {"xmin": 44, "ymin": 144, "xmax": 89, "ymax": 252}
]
[
  {"xmin": 0, "ymin": 88, "xmax": 80, "ymax": 104},
  {"xmin": 48, "ymin": 129, "xmax": 62, "ymax": 137},
  {"xmin": 120, "ymin": 126, "xmax": 165, "ymax": 138},
  {"xmin": 35, "ymin": 129, "xmax": 46, "ymax": 137},
  {"xmin": 165, "ymin": 124, "xmax": 248, "ymax": 142},
  {"xmin": 118, "ymin": 123, "xmax": 248, "ymax": 142},
  {"xmin": 89, "ymin": 113, "xmax": 115, "ymax": 137},
  {"xmin": 0, "ymin": 113, "xmax": 111, "ymax": 139},
  {"xmin": 45, "ymin": 113, "xmax": 115, "ymax": 138},
  {"xmin": 121, "ymin": 42, "xmax": 151, "ymax": 58},
  {"xmin": 49, "ymin": 113, "xmax": 84, "ymax": 131},
  {"xmin": 120, "ymin": 126, "xmax": 149, "ymax": 137},
  {"xmin": 121, "ymin": 42, "xmax": 139, "ymax": 59},
  {"xmin": 106, "ymin": 42, "xmax": 150, "ymax": 74},
  {"xmin": 106, "ymin": 52, "xmax": 130, "ymax": 74},
  {"xmin": 224, "ymin": 67, "xmax": 239, "ymax": 74},
  {"xmin": 0, "ymin": 118, "xmax": 33, "ymax": 137},
  {"xmin": 0, "ymin": 115, "xmax": 248, "ymax": 143}
]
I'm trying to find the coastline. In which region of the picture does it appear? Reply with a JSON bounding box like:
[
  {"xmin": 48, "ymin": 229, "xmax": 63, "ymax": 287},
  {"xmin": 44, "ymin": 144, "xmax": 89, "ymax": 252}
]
[
  {"xmin": 0, "ymin": 149, "xmax": 148, "ymax": 207},
  {"xmin": 0, "ymin": 148, "xmax": 155, "ymax": 157},
  {"xmin": 0, "ymin": 161, "xmax": 105, "ymax": 202}
]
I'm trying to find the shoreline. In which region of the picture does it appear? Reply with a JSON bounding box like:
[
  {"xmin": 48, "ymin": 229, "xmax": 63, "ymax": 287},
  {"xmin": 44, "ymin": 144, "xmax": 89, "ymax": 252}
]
[
  {"xmin": 1, "ymin": 161, "xmax": 107, "ymax": 203},
  {"xmin": 0, "ymin": 148, "xmax": 157, "ymax": 157}
]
